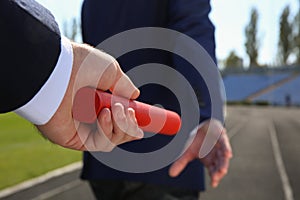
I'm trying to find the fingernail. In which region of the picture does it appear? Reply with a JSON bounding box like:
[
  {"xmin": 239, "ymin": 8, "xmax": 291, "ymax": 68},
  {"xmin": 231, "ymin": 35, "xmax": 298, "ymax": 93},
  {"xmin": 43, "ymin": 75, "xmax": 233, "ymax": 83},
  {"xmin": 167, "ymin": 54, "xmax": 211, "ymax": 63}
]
[
  {"xmin": 136, "ymin": 129, "xmax": 144, "ymax": 139},
  {"xmin": 169, "ymin": 170, "xmax": 176, "ymax": 178},
  {"xmin": 114, "ymin": 104, "xmax": 125, "ymax": 120},
  {"xmin": 212, "ymin": 183, "xmax": 218, "ymax": 188},
  {"xmin": 105, "ymin": 111, "xmax": 111, "ymax": 123},
  {"xmin": 128, "ymin": 108, "xmax": 137, "ymax": 122},
  {"xmin": 128, "ymin": 108, "xmax": 135, "ymax": 115}
]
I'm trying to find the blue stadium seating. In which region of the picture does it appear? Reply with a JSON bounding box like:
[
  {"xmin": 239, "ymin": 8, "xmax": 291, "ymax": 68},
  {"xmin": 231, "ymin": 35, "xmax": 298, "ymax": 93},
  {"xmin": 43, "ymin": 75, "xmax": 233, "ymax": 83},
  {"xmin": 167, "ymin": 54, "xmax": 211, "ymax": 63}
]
[
  {"xmin": 223, "ymin": 73, "xmax": 291, "ymax": 101},
  {"xmin": 253, "ymin": 75, "xmax": 300, "ymax": 106}
]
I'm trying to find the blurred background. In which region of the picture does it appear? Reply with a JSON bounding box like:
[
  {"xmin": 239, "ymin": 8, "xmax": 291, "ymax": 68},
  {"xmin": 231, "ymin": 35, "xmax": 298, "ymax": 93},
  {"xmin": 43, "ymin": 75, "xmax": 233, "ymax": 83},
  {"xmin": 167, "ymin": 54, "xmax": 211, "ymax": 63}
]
[{"xmin": 0, "ymin": 0, "xmax": 300, "ymax": 200}]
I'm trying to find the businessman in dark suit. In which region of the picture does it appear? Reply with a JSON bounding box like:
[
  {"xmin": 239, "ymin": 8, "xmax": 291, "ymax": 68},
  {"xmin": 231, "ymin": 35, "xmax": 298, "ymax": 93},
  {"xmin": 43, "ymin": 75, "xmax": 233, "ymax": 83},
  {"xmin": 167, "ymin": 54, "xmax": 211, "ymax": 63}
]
[
  {"xmin": 0, "ymin": 0, "xmax": 143, "ymax": 151},
  {"xmin": 81, "ymin": 0, "xmax": 232, "ymax": 199}
]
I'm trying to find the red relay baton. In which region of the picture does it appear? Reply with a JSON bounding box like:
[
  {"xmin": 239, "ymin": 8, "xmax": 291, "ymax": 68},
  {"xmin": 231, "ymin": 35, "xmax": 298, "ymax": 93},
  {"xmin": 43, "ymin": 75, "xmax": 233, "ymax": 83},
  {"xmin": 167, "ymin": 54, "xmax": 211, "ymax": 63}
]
[{"xmin": 72, "ymin": 87, "xmax": 181, "ymax": 135}]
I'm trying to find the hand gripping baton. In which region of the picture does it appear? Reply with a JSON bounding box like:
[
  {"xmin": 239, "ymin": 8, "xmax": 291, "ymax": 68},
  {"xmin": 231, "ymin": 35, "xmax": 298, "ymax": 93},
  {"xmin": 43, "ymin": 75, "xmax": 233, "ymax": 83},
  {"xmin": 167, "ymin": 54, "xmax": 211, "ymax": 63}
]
[{"xmin": 72, "ymin": 87, "xmax": 181, "ymax": 135}]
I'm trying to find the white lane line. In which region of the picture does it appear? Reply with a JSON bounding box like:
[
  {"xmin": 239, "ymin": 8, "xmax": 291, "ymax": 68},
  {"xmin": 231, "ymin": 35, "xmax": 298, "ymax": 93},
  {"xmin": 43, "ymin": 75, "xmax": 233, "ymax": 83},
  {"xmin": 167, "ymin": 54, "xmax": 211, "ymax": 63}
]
[
  {"xmin": 30, "ymin": 180, "xmax": 81, "ymax": 200},
  {"xmin": 0, "ymin": 162, "xmax": 82, "ymax": 199},
  {"xmin": 228, "ymin": 119, "xmax": 246, "ymax": 139},
  {"xmin": 269, "ymin": 121, "xmax": 294, "ymax": 200}
]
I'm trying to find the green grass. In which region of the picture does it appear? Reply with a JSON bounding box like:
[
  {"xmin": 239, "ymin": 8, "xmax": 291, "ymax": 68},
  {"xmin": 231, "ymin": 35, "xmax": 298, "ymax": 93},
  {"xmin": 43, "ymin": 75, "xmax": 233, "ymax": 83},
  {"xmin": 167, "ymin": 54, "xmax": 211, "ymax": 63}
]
[{"xmin": 0, "ymin": 112, "xmax": 81, "ymax": 190}]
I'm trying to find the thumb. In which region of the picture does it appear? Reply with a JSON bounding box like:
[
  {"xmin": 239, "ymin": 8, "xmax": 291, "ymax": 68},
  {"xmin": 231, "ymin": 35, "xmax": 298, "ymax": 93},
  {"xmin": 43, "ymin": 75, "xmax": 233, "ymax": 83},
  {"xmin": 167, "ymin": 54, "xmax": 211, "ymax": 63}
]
[
  {"xmin": 169, "ymin": 152, "xmax": 193, "ymax": 177},
  {"xmin": 80, "ymin": 46, "xmax": 139, "ymax": 100},
  {"xmin": 111, "ymin": 71, "xmax": 140, "ymax": 100},
  {"xmin": 71, "ymin": 44, "xmax": 139, "ymax": 99}
]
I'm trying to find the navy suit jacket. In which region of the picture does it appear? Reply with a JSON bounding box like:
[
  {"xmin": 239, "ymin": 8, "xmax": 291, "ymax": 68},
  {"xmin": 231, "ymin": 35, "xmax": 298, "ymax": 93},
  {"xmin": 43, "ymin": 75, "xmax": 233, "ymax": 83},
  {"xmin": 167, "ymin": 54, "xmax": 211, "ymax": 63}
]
[
  {"xmin": 0, "ymin": 0, "xmax": 61, "ymax": 113},
  {"xmin": 81, "ymin": 0, "xmax": 221, "ymax": 191}
]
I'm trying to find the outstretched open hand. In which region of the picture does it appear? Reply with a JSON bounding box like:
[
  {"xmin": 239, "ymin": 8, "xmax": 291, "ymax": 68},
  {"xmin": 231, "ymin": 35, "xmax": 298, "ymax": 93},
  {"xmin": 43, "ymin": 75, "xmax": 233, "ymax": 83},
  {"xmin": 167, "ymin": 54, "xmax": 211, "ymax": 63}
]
[{"xmin": 169, "ymin": 119, "xmax": 232, "ymax": 188}]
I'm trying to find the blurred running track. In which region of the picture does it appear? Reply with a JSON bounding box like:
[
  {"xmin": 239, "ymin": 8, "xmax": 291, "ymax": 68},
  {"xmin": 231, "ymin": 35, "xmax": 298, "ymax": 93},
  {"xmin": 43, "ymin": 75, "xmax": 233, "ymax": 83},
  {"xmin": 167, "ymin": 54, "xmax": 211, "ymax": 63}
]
[{"xmin": 1, "ymin": 106, "xmax": 300, "ymax": 200}]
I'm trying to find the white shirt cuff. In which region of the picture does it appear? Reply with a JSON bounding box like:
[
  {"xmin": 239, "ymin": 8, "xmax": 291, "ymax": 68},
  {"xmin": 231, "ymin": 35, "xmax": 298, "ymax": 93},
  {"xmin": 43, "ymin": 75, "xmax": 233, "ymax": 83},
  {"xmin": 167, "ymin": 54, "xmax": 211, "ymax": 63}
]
[{"xmin": 14, "ymin": 37, "xmax": 73, "ymax": 125}]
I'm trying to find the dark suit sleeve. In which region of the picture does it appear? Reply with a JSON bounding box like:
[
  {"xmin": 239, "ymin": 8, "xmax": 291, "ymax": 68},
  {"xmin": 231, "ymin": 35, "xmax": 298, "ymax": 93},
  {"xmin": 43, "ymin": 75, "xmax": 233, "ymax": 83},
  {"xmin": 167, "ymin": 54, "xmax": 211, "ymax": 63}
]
[
  {"xmin": 168, "ymin": 0, "xmax": 224, "ymax": 122},
  {"xmin": 0, "ymin": 0, "xmax": 61, "ymax": 113}
]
